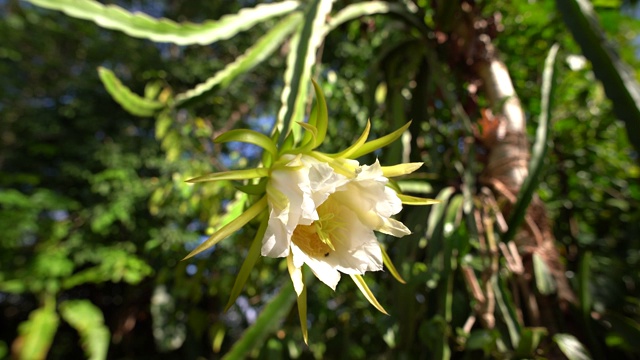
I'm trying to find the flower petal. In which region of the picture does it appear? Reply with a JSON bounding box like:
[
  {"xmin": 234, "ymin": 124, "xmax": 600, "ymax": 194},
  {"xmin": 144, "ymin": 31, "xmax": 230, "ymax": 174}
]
[{"xmin": 287, "ymin": 253, "xmax": 305, "ymax": 297}]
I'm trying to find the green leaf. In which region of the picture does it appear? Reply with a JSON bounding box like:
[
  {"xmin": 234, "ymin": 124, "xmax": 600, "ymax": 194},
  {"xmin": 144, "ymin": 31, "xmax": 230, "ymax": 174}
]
[
  {"xmin": 222, "ymin": 274, "xmax": 307, "ymax": 360},
  {"xmin": 397, "ymin": 193, "xmax": 440, "ymax": 206},
  {"xmin": 503, "ymin": 44, "xmax": 559, "ymax": 243},
  {"xmin": 275, "ymin": 0, "xmax": 333, "ymax": 147},
  {"xmin": 25, "ymin": 0, "xmax": 301, "ymax": 45},
  {"xmin": 215, "ymin": 129, "xmax": 278, "ymax": 159},
  {"xmin": 426, "ymin": 186, "xmax": 456, "ymax": 239},
  {"xmin": 98, "ymin": 67, "xmax": 164, "ymax": 117},
  {"xmin": 514, "ymin": 327, "xmax": 548, "ymax": 358},
  {"xmin": 280, "ymin": 130, "xmax": 296, "ymax": 154},
  {"xmin": 380, "ymin": 162, "xmax": 422, "ymax": 178},
  {"xmin": 309, "ymin": 78, "xmax": 329, "ymax": 148},
  {"xmin": 296, "ymin": 121, "xmax": 318, "ymax": 143},
  {"xmin": 325, "ymin": 1, "xmax": 425, "ymax": 35},
  {"xmin": 286, "ymin": 259, "xmax": 308, "ymax": 345},
  {"xmin": 328, "ymin": 121, "xmax": 371, "ymax": 158},
  {"xmin": 533, "ymin": 252, "xmax": 557, "ymax": 295},
  {"xmin": 186, "ymin": 168, "xmax": 269, "ymax": 184},
  {"xmin": 380, "ymin": 244, "xmax": 406, "ymax": 284},
  {"xmin": 224, "ymin": 217, "xmax": 268, "ymax": 312},
  {"xmin": 173, "ymin": 13, "xmax": 302, "ymax": 106},
  {"xmin": 59, "ymin": 300, "xmax": 110, "ymax": 360},
  {"xmin": 296, "ymin": 280, "xmax": 309, "ymax": 345},
  {"xmin": 557, "ymin": 0, "xmax": 640, "ymax": 154},
  {"xmin": 554, "ymin": 333, "xmax": 593, "ymax": 360},
  {"xmin": 349, "ymin": 121, "xmax": 412, "ymax": 159},
  {"xmin": 16, "ymin": 301, "xmax": 59, "ymax": 360},
  {"xmin": 183, "ymin": 196, "xmax": 267, "ymax": 260},
  {"xmin": 235, "ymin": 180, "xmax": 268, "ymax": 195},
  {"xmin": 350, "ymin": 274, "xmax": 389, "ymax": 315},
  {"xmin": 493, "ymin": 276, "xmax": 522, "ymax": 349}
]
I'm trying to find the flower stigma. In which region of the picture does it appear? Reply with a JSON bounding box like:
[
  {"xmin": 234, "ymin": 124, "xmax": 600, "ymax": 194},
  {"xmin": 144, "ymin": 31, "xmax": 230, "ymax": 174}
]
[{"xmin": 291, "ymin": 199, "xmax": 344, "ymax": 258}]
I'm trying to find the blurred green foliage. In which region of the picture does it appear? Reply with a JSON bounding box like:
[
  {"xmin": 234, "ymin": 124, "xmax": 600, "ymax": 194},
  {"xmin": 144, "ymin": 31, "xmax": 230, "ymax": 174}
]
[{"xmin": 2, "ymin": 0, "xmax": 640, "ymax": 359}]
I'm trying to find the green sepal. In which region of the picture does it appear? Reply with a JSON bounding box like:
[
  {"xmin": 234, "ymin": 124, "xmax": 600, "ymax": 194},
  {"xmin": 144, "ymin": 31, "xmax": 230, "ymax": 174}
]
[
  {"xmin": 271, "ymin": 128, "xmax": 281, "ymax": 142},
  {"xmin": 235, "ymin": 179, "xmax": 268, "ymax": 195},
  {"xmin": 183, "ymin": 196, "xmax": 268, "ymax": 260},
  {"xmin": 186, "ymin": 168, "xmax": 269, "ymax": 183},
  {"xmin": 296, "ymin": 274, "xmax": 308, "ymax": 345},
  {"xmin": 328, "ymin": 120, "xmax": 371, "ymax": 159},
  {"xmin": 350, "ymin": 274, "xmax": 388, "ymax": 315},
  {"xmin": 287, "ymin": 256, "xmax": 308, "ymax": 345},
  {"xmin": 380, "ymin": 245, "xmax": 406, "ymax": 284},
  {"xmin": 215, "ymin": 129, "xmax": 278, "ymax": 159},
  {"xmin": 349, "ymin": 121, "xmax": 412, "ymax": 159},
  {"xmin": 397, "ymin": 193, "xmax": 441, "ymax": 206},
  {"xmin": 386, "ymin": 180, "xmax": 402, "ymax": 193},
  {"xmin": 262, "ymin": 146, "xmax": 273, "ymax": 168},
  {"xmin": 224, "ymin": 213, "xmax": 268, "ymax": 312},
  {"xmin": 310, "ymin": 79, "xmax": 328, "ymax": 148},
  {"xmin": 280, "ymin": 130, "xmax": 296, "ymax": 154},
  {"xmin": 297, "ymin": 122, "xmax": 318, "ymax": 142},
  {"xmin": 98, "ymin": 67, "xmax": 164, "ymax": 117},
  {"xmin": 381, "ymin": 162, "xmax": 423, "ymax": 178},
  {"xmin": 300, "ymin": 102, "xmax": 318, "ymax": 148}
]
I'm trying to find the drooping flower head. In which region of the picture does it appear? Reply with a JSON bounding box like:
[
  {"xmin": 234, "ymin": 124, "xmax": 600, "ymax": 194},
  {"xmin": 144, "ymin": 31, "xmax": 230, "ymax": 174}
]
[{"xmin": 184, "ymin": 80, "xmax": 437, "ymax": 342}]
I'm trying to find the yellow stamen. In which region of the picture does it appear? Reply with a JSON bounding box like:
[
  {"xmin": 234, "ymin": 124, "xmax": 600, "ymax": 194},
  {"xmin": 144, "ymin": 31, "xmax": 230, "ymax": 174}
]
[{"xmin": 291, "ymin": 200, "xmax": 344, "ymax": 257}]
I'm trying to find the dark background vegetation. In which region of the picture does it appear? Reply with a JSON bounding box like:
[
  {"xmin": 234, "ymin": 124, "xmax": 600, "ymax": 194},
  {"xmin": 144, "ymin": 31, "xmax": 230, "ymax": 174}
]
[{"xmin": 1, "ymin": 0, "xmax": 639, "ymax": 358}]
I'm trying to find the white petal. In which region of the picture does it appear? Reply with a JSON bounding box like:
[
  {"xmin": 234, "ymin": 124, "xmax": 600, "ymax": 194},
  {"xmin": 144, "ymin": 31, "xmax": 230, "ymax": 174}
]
[
  {"xmin": 327, "ymin": 204, "xmax": 383, "ymax": 274},
  {"xmin": 306, "ymin": 160, "xmax": 349, "ymax": 206},
  {"xmin": 304, "ymin": 257, "xmax": 341, "ymax": 290},
  {"xmin": 377, "ymin": 217, "xmax": 411, "ymax": 237},
  {"xmin": 287, "ymin": 254, "xmax": 305, "ymax": 296},
  {"xmin": 290, "ymin": 242, "xmax": 310, "ymax": 269},
  {"xmin": 261, "ymin": 211, "xmax": 291, "ymax": 257}
]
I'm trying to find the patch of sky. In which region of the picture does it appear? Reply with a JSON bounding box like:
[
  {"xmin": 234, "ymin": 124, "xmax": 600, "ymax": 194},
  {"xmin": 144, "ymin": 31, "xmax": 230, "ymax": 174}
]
[
  {"xmin": 183, "ymin": 220, "xmax": 216, "ymax": 260},
  {"xmin": 28, "ymin": 97, "xmax": 56, "ymax": 109},
  {"xmin": 185, "ymin": 263, "xmax": 198, "ymax": 276},
  {"xmin": 48, "ymin": 210, "xmax": 69, "ymax": 222},
  {"xmin": 183, "ymin": 234, "xmax": 215, "ymax": 259},
  {"xmin": 220, "ymin": 114, "xmax": 276, "ymax": 169},
  {"xmin": 235, "ymin": 296, "xmax": 258, "ymax": 324}
]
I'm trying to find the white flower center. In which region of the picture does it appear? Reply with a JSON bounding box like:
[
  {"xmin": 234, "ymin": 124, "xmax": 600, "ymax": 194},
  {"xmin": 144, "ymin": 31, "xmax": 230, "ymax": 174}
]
[{"xmin": 291, "ymin": 199, "xmax": 343, "ymax": 258}]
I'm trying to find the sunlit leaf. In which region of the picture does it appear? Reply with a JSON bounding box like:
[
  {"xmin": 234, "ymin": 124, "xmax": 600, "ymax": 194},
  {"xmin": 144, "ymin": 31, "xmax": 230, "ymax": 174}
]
[
  {"xmin": 514, "ymin": 327, "xmax": 548, "ymax": 358},
  {"xmin": 309, "ymin": 78, "xmax": 329, "ymax": 148},
  {"xmin": 15, "ymin": 301, "xmax": 59, "ymax": 360},
  {"xmin": 25, "ymin": 0, "xmax": 301, "ymax": 45},
  {"xmin": 503, "ymin": 44, "xmax": 558, "ymax": 243},
  {"xmin": 349, "ymin": 121, "xmax": 412, "ymax": 159},
  {"xmin": 59, "ymin": 300, "xmax": 110, "ymax": 360},
  {"xmin": 324, "ymin": 1, "xmax": 425, "ymax": 36},
  {"xmin": 380, "ymin": 245, "xmax": 406, "ymax": 284},
  {"xmin": 173, "ymin": 13, "xmax": 302, "ymax": 106},
  {"xmin": 350, "ymin": 274, "xmax": 388, "ymax": 315},
  {"xmin": 186, "ymin": 168, "xmax": 269, "ymax": 183},
  {"xmin": 533, "ymin": 252, "xmax": 557, "ymax": 295},
  {"xmin": 98, "ymin": 67, "xmax": 164, "ymax": 117},
  {"xmin": 287, "ymin": 256, "xmax": 308, "ymax": 344},
  {"xmin": 554, "ymin": 333, "xmax": 593, "ymax": 360},
  {"xmin": 275, "ymin": 0, "xmax": 333, "ymax": 146},
  {"xmin": 215, "ymin": 129, "xmax": 278, "ymax": 159},
  {"xmin": 557, "ymin": 0, "xmax": 640, "ymax": 153},
  {"xmin": 426, "ymin": 186, "xmax": 456, "ymax": 239},
  {"xmin": 183, "ymin": 196, "xmax": 267, "ymax": 260},
  {"xmin": 297, "ymin": 121, "xmax": 318, "ymax": 144},
  {"xmin": 222, "ymin": 277, "xmax": 303, "ymax": 360},
  {"xmin": 397, "ymin": 193, "xmax": 440, "ymax": 206},
  {"xmin": 224, "ymin": 217, "xmax": 268, "ymax": 312},
  {"xmin": 381, "ymin": 162, "xmax": 422, "ymax": 178},
  {"xmin": 328, "ymin": 121, "xmax": 371, "ymax": 158}
]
